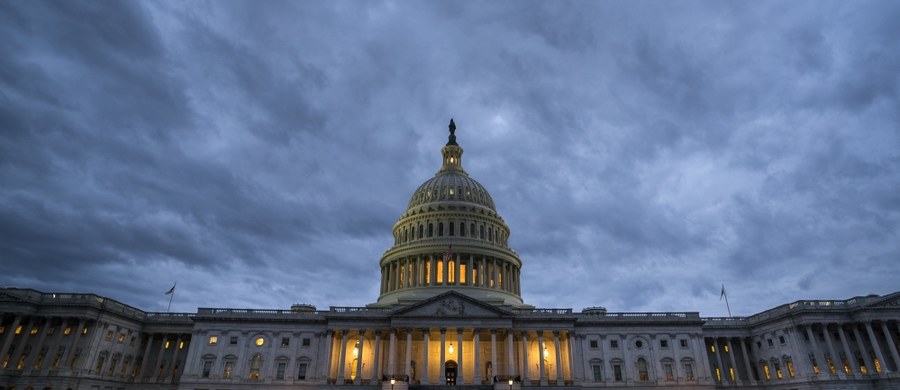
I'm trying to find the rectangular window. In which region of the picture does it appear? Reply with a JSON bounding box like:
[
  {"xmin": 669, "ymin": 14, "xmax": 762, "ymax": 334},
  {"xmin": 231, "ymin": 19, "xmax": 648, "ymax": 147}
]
[
  {"xmin": 31, "ymin": 327, "xmax": 40, "ymax": 335},
  {"xmin": 15, "ymin": 325, "xmax": 23, "ymax": 334},
  {"xmin": 613, "ymin": 364, "xmax": 623, "ymax": 381},
  {"xmin": 778, "ymin": 335, "xmax": 785, "ymax": 344},
  {"xmin": 276, "ymin": 362, "xmax": 286, "ymax": 380},
  {"xmin": 756, "ymin": 341, "xmax": 762, "ymax": 349},
  {"xmin": 48, "ymin": 327, "xmax": 56, "ymax": 335},
  {"xmin": 660, "ymin": 339, "xmax": 668, "ymax": 348},
  {"xmin": 610, "ymin": 340, "xmax": 619, "ymax": 349},
  {"xmin": 592, "ymin": 364, "xmax": 602, "ymax": 381},
  {"xmin": 229, "ymin": 336, "xmax": 238, "ymax": 345},
  {"xmin": 680, "ymin": 339, "xmax": 688, "ymax": 348},
  {"xmin": 118, "ymin": 334, "xmax": 125, "ymax": 344},
  {"xmin": 685, "ymin": 363, "xmax": 694, "ymax": 380},
  {"xmin": 787, "ymin": 360, "xmax": 795, "ymax": 378},
  {"xmin": 763, "ymin": 364, "xmax": 771, "ymax": 380},
  {"xmin": 208, "ymin": 336, "xmax": 218, "ymax": 345},
  {"xmin": 281, "ymin": 338, "xmax": 290, "ymax": 347},
  {"xmin": 302, "ymin": 338, "xmax": 311, "ymax": 347},
  {"xmin": 767, "ymin": 338, "xmax": 773, "ymax": 347},
  {"xmin": 64, "ymin": 327, "xmax": 72, "ymax": 336},
  {"xmin": 460, "ymin": 263, "xmax": 467, "ymax": 284},
  {"xmin": 0, "ymin": 326, "xmax": 5, "ymax": 334},
  {"xmin": 589, "ymin": 340, "xmax": 598, "ymax": 349},
  {"xmin": 223, "ymin": 361, "xmax": 234, "ymax": 378},
  {"xmin": 664, "ymin": 363, "xmax": 674, "ymax": 381},
  {"xmin": 82, "ymin": 326, "xmax": 90, "ymax": 335},
  {"xmin": 775, "ymin": 362, "xmax": 783, "ymax": 379},
  {"xmin": 298, "ymin": 363, "xmax": 308, "ymax": 380},
  {"xmin": 201, "ymin": 361, "xmax": 212, "ymax": 378},
  {"xmin": 106, "ymin": 330, "xmax": 114, "ymax": 340}
]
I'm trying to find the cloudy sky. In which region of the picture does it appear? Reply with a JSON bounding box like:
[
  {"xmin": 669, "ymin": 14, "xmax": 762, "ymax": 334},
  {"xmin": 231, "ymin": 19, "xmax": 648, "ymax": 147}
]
[{"xmin": 2, "ymin": 1, "xmax": 898, "ymax": 317}]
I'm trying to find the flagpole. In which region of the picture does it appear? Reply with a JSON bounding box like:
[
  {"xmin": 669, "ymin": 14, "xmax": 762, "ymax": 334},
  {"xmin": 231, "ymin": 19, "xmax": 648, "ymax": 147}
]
[
  {"xmin": 724, "ymin": 290, "xmax": 732, "ymax": 317},
  {"xmin": 167, "ymin": 289, "xmax": 175, "ymax": 313}
]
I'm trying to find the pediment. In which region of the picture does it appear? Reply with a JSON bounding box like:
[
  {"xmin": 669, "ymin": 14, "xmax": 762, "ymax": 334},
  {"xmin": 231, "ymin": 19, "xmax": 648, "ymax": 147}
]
[
  {"xmin": 867, "ymin": 292, "xmax": 900, "ymax": 308},
  {"xmin": 392, "ymin": 291, "xmax": 513, "ymax": 318}
]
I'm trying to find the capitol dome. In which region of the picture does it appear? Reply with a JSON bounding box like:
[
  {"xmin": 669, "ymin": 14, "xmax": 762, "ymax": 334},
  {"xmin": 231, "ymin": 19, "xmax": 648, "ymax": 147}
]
[{"xmin": 373, "ymin": 119, "xmax": 527, "ymax": 308}]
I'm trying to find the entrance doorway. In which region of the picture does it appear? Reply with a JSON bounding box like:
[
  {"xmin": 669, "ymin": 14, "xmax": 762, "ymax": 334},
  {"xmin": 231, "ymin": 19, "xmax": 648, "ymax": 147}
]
[{"xmin": 445, "ymin": 360, "xmax": 458, "ymax": 385}]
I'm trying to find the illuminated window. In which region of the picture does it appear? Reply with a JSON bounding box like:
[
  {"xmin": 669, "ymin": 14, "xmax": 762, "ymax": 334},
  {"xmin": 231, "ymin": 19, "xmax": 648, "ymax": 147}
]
[
  {"xmin": 208, "ymin": 336, "xmax": 218, "ymax": 345},
  {"xmin": 663, "ymin": 362, "xmax": 674, "ymax": 381},
  {"xmin": 684, "ymin": 362, "xmax": 695, "ymax": 380},
  {"xmin": 15, "ymin": 325, "xmax": 23, "ymax": 334},
  {"xmin": 425, "ymin": 262, "xmax": 431, "ymax": 284},
  {"xmin": 0, "ymin": 326, "xmax": 5, "ymax": 334},
  {"xmin": 118, "ymin": 334, "xmax": 126, "ymax": 344},
  {"xmin": 255, "ymin": 337, "xmax": 265, "ymax": 346},
  {"xmin": 448, "ymin": 260, "xmax": 455, "ymax": 283},
  {"xmin": 165, "ymin": 340, "xmax": 171, "ymax": 349},
  {"xmin": 714, "ymin": 366, "xmax": 721, "ymax": 381},
  {"xmin": 64, "ymin": 327, "xmax": 72, "ymax": 336},
  {"xmin": 827, "ymin": 357, "xmax": 836, "ymax": 374},
  {"xmin": 223, "ymin": 361, "xmax": 234, "ymax": 378},
  {"xmin": 811, "ymin": 357, "xmax": 819, "ymax": 374},
  {"xmin": 436, "ymin": 261, "xmax": 443, "ymax": 283},
  {"xmin": 637, "ymin": 358, "xmax": 649, "ymax": 381},
  {"xmin": 786, "ymin": 359, "xmax": 795, "ymax": 378},
  {"xmin": 460, "ymin": 263, "xmax": 467, "ymax": 284},
  {"xmin": 762, "ymin": 363, "xmax": 771, "ymax": 380},
  {"xmin": 842, "ymin": 357, "xmax": 851, "ymax": 374},
  {"xmin": 179, "ymin": 341, "xmax": 185, "ymax": 349},
  {"xmin": 82, "ymin": 327, "xmax": 89, "ymax": 335},
  {"xmin": 774, "ymin": 362, "xmax": 782, "ymax": 379},
  {"xmin": 710, "ymin": 345, "xmax": 716, "ymax": 353},
  {"xmin": 724, "ymin": 345, "xmax": 729, "ymax": 353},
  {"xmin": 31, "ymin": 327, "xmax": 40, "ymax": 335},
  {"xmin": 874, "ymin": 357, "xmax": 881, "ymax": 373},
  {"xmin": 729, "ymin": 366, "xmax": 735, "ymax": 381}
]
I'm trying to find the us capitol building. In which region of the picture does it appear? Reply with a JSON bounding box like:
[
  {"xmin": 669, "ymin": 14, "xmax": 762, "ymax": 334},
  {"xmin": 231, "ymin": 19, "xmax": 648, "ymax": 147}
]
[{"xmin": 2, "ymin": 121, "xmax": 899, "ymax": 390}]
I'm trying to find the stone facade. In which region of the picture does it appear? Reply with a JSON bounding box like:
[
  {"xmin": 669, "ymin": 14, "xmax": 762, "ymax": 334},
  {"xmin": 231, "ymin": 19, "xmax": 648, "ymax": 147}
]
[{"xmin": 2, "ymin": 122, "xmax": 898, "ymax": 390}]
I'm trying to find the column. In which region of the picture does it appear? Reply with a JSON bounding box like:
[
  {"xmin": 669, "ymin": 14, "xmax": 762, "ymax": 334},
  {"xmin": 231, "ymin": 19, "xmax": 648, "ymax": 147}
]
[
  {"xmin": 600, "ymin": 335, "xmax": 611, "ymax": 382},
  {"xmin": 439, "ymin": 328, "xmax": 446, "ymax": 385},
  {"xmin": 481, "ymin": 257, "xmax": 487, "ymax": 287},
  {"xmin": 455, "ymin": 255, "xmax": 461, "ymax": 286},
  {"xmin": 713, "ymin": 338, "xmax": 725, "ymax": 383},
  {"xmin": 491, "ymin": 329, "xmax": 498, "ymax": 381},
  {"xmin": 371, "ymin": 330, "xmax": 381, "ymax": 382},
  {"xmin": 468, "ymin": 256, "xmax": 474, "ymax": 286},
  {"xmin": 442, "ymin": 255, "xmax": 449, "ymax": 286},
  {"xmin": 725, "ymin": 337, "xmax": 738, "ymax": 382},
  {"xmin": 507, "ymin": 330, "xmax": 515, "ymax": 377},
  {"xmin": 554, "ymin": 331, "xmax": 563, "ymax": 382},
  {"xmin": 140, "ymin": 334, "xmax": 155, "ymax": 379},
  {"xmin": 337, "ymin": 330, "xmax": 349, "ymax": 382},
  {"xmin": 10, "ymin": 317, "xmax": 33, "ymax": 370},
  {"xmin": 356, "ymin": 330, "xmax": 365, "ymax": 384},
  {"xmin": 153, "ymin": 335, "xmax": 167, "ymax": 380},
  {"xmin": 881, "ymin": 322, "xmax": 900, "ymax": 372},
  {"xmin": 538, "ymin": 331, "xmax": 546, "ymax": 385},
  {"xmin": 422, "ymin": 329, "xmax": 430, "ymax": 384},
  {"xmin": 474, "ymin": 329, "xmax": 482, "ymax": 384},
  {"xmin": 520, "ymin": 331, "xmax": 529, "ymax": 382},
  {"xmin": 837, "ymin": 325, "xmax": 857, "ymax": 375},
  {"xmin": 852, "ymin": 325, "xmax": 875, "ymax": 374},
  {"xmin": 740, "ymin": 338, "xmax": 753, "ymax": 381},
  {"xmin": 864, "ymin": 322, "xmax": 887, "ymax": 373},
  {"xmin": 42, "ymin": 318, "xmax": 68, "ymax": 373},
  {"xmin": 492, "ymin": 259, "xmax": 499, "ymax": 289},
  {"xmin": 823, "ymin": 325, "xmax": 841, "ymax": 374},
  {"xmin": 388, "ymin": 329, "xmax": 397, "ymax": 377},
  {"xmin": 453, "ymin": 328, "xmax": 461, "ymax": 383},
  {"xmin": 568, "ymin": 332, "xmax": 576, "ymax": 381},
  {"xmin": 0, "ymin": 316, "xmax": 22, "ymax": 361},
  {"xmin": 323, "ymin": 330, "xmax": 334, "ymax": 380},
  {"xmin": 405, "ymin": 329, "xmax": 413, "ymax": 377},
  {"xmin": 804, "ymin": 325, "xmax": 826, "ymax": 374}
]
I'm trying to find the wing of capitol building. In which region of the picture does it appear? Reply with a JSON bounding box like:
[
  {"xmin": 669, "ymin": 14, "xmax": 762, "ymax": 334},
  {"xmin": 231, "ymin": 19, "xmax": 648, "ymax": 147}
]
[{"xmin": 2, "ymin": 120, "xmax": 899, "ymax": 390}]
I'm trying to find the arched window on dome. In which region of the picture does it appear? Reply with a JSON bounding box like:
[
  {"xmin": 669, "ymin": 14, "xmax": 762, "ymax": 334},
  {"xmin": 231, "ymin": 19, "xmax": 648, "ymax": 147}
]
[
  {"xmin": 470, "ymin": 223, "xmax": 475, "ymax": 238},
  {"xmin": 438, "ymin": 222, "xmax": 444, "ymax": 236},
  {"xmin": 480, "ymin": 225, "xmax": 485, "ymax": 240},
  {"xmin": 449, "ymin": 222, "xmax": 454, "ymax": 236},
  {"xmin": 418, "ymin": 225, "xmax": 423, "ymax": 239},
  {"xmin": 488, "ymin": 227, "xmax": 493, "ymax": 242},
  {"xmin": 404, "ymin": 228, "xmax": 408, "ymax": 243},
  {"xmin": 460, "ymin": 222, "xmax": 465, "ymax": 237},
  {"xmin": 428, "ymin": 223, "xmax": 434, "ymax": 237}
]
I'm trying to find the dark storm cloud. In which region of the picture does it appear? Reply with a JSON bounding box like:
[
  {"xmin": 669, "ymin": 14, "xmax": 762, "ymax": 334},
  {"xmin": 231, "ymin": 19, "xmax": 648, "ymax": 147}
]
[{"xmin": 2, "ymin": 1, "xmax": 898, "ymax": 315}]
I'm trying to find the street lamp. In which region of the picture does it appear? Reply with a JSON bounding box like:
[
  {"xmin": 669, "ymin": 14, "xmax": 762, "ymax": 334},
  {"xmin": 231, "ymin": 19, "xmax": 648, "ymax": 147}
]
[
  {"xmin": 390, "ymin": 378, "xmax": 395, "ymax": 390},
  {"xmin": 508, "ymin": 378, "xmax": 513, "ymax": 390}
]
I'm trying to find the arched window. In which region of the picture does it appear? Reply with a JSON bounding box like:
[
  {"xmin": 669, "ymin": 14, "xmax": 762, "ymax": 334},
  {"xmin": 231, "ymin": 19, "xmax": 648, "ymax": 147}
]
[
  {"xmin": 681, "ymin": 358, "xmax": 695, "ymax": 381},
  {"xmin": 637, "ymin": 358, "xmax": 649, "ymax": 381},
  {"xmin": 590, "ymin": 359, "xmax": 603, "ymax": 382},
  {"xmin": 249, "ymin": 354, "xmax": 262, "ymax": 380},
  {"xmin": 436, "ymin": 260, "xmax": 444, "ymax": 284},
  {"xmin": 449, "ymin": 222, "xmax": 455, "ymax": 236},
  {"xmin": 480, "ymin": 225, "xmax": 485, "ymax": 239},
  {"xmin": 661, "ymin": 358, "xmax": 674, "ymax": 381},
  {"xmin": 448, "ymin": 260, "xmax": 455, "ymax": 283},
  {"xmin": 438, "ymin": 222, "xmax": 444, "ymax": 236},
  {"xmin": 428, "ymin": 223, "xmax": 434, "ymax": 237},
  {"xmin": 460, "ymin": 222, "xmax": 466, "ymax": 237},
  {"xmin": 488, "ymin": 227, "xmax": 493, "ymax": 241},
  {"xmin": 470, "ymin": 223, "xmax": 476, "ymax": 237},
  {"xmin": 418, "ymin": 225, "xmax": 423, "ymax": 239}
]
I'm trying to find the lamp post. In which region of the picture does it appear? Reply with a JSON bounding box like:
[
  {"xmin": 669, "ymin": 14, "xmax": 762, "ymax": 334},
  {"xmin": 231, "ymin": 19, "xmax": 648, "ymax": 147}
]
[
  {"xmin": 508, "ymin": 378, "xmax": 513, "ymax": 390},
  {"xmin": 390, "ymin": 378, "xmax": 395, "ymax": 390}
]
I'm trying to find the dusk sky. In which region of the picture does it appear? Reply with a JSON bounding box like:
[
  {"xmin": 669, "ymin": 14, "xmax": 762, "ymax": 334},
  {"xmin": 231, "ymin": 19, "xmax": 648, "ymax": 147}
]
[{"xmin": 2, "ymin": 1, "xmax": 898, "ymax": 317}]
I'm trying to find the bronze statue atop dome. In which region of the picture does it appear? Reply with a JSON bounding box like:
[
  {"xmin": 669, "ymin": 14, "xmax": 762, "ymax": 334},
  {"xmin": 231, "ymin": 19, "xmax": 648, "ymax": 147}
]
[{"xmin": 447, "ymin": 118, "xmax": 458, "ymax": 145}]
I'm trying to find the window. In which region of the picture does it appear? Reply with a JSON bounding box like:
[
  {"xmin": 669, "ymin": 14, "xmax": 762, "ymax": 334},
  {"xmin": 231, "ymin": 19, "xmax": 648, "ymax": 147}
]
[
  {"xmin": 48, "ymin": 327, "xmax": 56, "ymax": 335},
  {"xmin": 786, "ymin": 359, "xmax": 795, "ymax": 378},
  {"xmin": 663, "ymin": 362, "xmax": 674, "ymax": 381},
  {"xmin": 449, "ymin": 222, "xmax": 454, "ymax": 236},
  {"xmin": 164, "ymin": 341, "xmax": 171, "ymax": 349},
  {"xmin": 223, "ymin": 361, "xmax": 234, "ymax": 378},
  {"xmin": 31, "ymin": 327, "xmax": 40, "ymax": 335},
  {"xmin": 723, "ymin": 344, "xmax": 729, "ymax": 353},
  {"xmin": 82, "ymin": 326, "xmax": 89, "ymax": 335},
  {"xmin": 635, "ymin": 340, "xmax": 643, "ymax": 348},
  {"xmin": 480, "ymin": 225, "xmax": 484, "ymax": 239},
  {"xmin": 774, "ymin": 361, "xmax": 783, "ymax": 379},
  {"xmin": 15, "ymin": 325, "xmax": 23, "ymax": 334},
  {"xmin": 756, "ymin": 341, "xmax": 762, "ymax": 349},
  {"xmin": 64, "ymin": 327, "xmax": 72, "ymax": 336},
  {"xmin": 105, "ymin": 330, "xmax": 114, "ymax": 340},
  {"xmin": 610, "ymin": 340, "xmax": 619, "ymax": 349},
  {"xmin": 281, "ymin": 338, "xmax": 290, "ymax": 347},
  {"xmin": 276, "ymin": 362, "xmax": 286, "ymax": 380},
  {"xmin": 130, "ymin": 336, "xmax": 136, "ymax": 346},
  {"xmin": 428, "ymin": 223, "xmax": 433, "ymax": 237},
  {"xmin": 637, "ymin": 358, "xmax": 649, "ymax": 381},
  {"xmin": 660, "ymin": 339, "xmax": 668, "ymax": 348},
  {"xmin": 201, "ymin": 361, "xmax": 212, "ymax": 378},
  {"xmin": 302, "ymin": 338, "xmax": 311, "ymax": 347},
  {"xmin": 778, "ymin": 335, "xmax": 785, "ymax": 344},
  {"xmin": 255, "ymin": 337, "xmax": 265, "ymax": 347},
  {"xmin": 684, "ymin": 362, "xmax": 694, "ymax": 380},
  {"xmin": 297, "ymin": 363, "xmax": 308, "ymax": 380},
  {"xmin": 710, "ymin": 345, "xmax": 716, "ymax": 353},
  {"xmin": 229, "ymin": 336, "xmax": 238, "ymax": 345},
  {"xmin": 767, "ymin": 338, "xmax": 773, "ymax": 347},
  {"xmin": 680, "ymin": 339, "xmax": 688, "ymax": 348},
  {"xmin": 208, "ymin": 336, "xmax": 218, "ymax": 346},
  {"xmin": 470, "ymin": 223, "xmax": 475, "ymax": 237},
  {"xmin": 591, "ymin": 363, "xmax": 602, "ymax": 382},
  {"xmin": 589, "ymin": 340, "xmax": 598, "ymax": 349},
  {"xmin": 438, "ymin": 222, "xmax": 444, "ymax": 236},
  {"xmin": 762, "ymin": 362, "xmax": 771, "ymax": 380},
  {"xmin": 460, "ymin": 222, "xmax": 465, "ymax": 237},
  {"xmin": 613, "ymin": 364, "xmax": 623, "ymax": 381},
  {"xmin": 249, "ymin": 355, "xmax": 262, "ymax": 380},
  {"xmin": 118, "ymin": 334, "xmax": 125, "ymax": 344}
]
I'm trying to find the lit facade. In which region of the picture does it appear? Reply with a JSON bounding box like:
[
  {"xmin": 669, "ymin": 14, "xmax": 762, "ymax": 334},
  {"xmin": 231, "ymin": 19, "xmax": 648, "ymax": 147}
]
[{"xmin": 2, "ymin": 121, "xmax": 899, "ymax": 390}]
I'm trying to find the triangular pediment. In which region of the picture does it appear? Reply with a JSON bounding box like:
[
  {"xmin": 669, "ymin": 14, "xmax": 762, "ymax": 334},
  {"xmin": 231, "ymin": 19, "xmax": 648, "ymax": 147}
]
[
  {"xmin": 392, "ymin": 291, "xmax": 513, "ymax": 318},
  {"xmin": 865, "ymin": 292, "xmax": 900, "ymax": 308}
]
